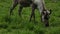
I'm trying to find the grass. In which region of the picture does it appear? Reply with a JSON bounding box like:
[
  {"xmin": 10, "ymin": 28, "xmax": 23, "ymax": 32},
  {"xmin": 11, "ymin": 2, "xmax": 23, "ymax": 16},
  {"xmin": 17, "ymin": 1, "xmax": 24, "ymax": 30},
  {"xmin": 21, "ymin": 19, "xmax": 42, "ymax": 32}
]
[{"xmin": 0, "ymin": 0, "xmax": 60, "ymax": 34}]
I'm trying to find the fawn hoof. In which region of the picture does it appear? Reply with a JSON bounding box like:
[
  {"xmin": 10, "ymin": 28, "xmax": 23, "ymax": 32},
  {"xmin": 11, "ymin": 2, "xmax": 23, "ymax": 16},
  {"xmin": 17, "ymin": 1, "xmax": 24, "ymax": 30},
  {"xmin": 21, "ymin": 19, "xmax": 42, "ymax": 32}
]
[
  {"xmin": 10, "ymin": 13, "xmax": 13, "ymax": 15},
  {"xmin": 45, "ymin": 23, "xmax": 49, "ymax": 27},
  {"xmin": 29, "ymin": 19, "xmax": 31, "ymax": 22}
]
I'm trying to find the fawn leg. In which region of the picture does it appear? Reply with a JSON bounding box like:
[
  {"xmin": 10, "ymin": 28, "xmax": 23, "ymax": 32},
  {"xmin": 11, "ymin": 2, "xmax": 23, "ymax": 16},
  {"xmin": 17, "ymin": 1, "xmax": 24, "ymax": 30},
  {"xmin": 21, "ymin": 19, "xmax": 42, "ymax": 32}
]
[
  {"xmin": 29, "ymin": 4, "xmax": 36, "ymax": 22},
  {"xmin": 10, "ymin": 0, "xmax": 18, "ymax": 15},
  {"xmin": 18, "ymin": 5, "xmax": 23, "ymax": 16}
]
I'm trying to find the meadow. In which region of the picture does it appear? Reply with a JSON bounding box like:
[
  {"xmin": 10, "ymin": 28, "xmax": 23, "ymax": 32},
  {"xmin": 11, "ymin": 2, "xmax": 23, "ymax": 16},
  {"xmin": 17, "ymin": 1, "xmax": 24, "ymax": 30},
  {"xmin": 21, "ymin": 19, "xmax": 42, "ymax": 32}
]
[{"xmin": 0, "ymin": 0, "xmax": 60, "ymax": 34}]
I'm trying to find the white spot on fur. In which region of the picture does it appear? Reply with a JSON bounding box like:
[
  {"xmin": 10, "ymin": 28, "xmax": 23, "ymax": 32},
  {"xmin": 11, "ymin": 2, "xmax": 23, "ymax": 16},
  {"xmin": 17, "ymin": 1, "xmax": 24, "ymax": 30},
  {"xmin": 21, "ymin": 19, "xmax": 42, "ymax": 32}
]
[
  {"xmin": 42, "ymin": 15, "xmax": 44, "ymax": 22},
  {"xmin": 47, "ymin": 10, "xmax": 50, "ymax": 14},
  {"xmin": 33, "ymin": 0, "xmax": 46, "ymax": 14}
]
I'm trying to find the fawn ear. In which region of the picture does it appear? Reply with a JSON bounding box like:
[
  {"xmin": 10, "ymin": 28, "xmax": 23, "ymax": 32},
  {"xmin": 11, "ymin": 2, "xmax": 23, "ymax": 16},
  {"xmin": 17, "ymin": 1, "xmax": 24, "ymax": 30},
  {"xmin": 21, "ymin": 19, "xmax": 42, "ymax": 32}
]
[{"xmin": 49, "ymin": 9, "xmax": 52, "ymax": 14}]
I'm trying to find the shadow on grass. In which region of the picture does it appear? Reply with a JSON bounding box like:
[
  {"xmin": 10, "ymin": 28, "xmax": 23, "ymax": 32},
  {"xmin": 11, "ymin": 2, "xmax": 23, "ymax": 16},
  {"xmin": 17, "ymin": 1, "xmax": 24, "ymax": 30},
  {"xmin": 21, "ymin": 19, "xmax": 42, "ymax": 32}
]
[
  {"xmin": 34, "ymin": 30, "xmax": 44, "ymax": 34},
  {"xmin": 0, "ymin": 24, "xmax": 8, "ymax": 29},
  {"xmin": 4, "ymin": 15, "xmax": 11, "ymax": 23}
]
